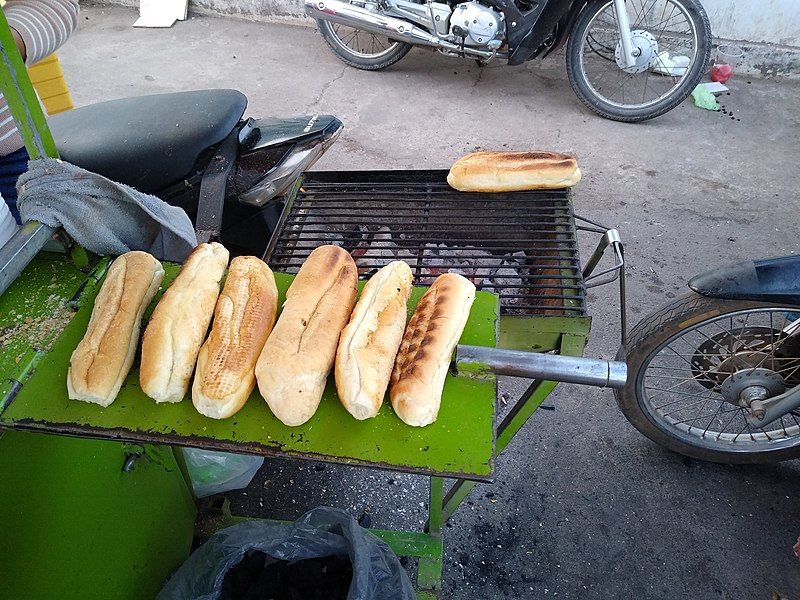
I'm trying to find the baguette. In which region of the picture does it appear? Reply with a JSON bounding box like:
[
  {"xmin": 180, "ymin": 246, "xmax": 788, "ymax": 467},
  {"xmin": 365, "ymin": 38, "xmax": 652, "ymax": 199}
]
[
  {"xmin": 67, "ymin": 251, "xmax": 164, "ymax": 407},
  {"xmin": 335, "ymin": 261, "xmax": 413, "ymax": 420},
  {"xmin": 256, "ymin": 245, "xmax": 358, "ymax": 426},
  {"xmin": 390, "ymin": 273, "xmax": 475, "ymax": 427},
  {"xmin": 140, "ymin": 242, "xmax": 229, "ymax": 403},
  {"xmin": 447, "ymin": 150, "xmax": 581, "ymax": 192},
  {"xmin": 192, "ymin": 257, "xmax": 278, "ymax": 419}
]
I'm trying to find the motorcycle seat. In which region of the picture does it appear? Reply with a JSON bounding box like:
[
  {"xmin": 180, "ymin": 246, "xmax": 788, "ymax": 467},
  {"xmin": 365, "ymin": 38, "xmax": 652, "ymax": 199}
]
[{"xmin": 49, "ymin": 89, "xmax": 247, "ymax": 193}]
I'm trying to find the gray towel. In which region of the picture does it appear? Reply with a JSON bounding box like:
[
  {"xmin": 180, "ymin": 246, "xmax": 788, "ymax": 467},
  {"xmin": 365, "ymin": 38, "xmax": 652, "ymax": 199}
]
[{"xmin": 17, "ymin": 158, "xmax": 197, "ymax": 262}]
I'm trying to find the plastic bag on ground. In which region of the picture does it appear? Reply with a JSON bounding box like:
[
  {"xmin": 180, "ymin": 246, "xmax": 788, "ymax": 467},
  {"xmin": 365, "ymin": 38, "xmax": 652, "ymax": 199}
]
[
  {"xmin": 182, "ymin": 448, "xmax": 264, "ymax": 499},
  {"xmin": 156, "ymin": 507, "xmax": 415, "ymax": 600},
  {"xmin": 691, "ymin": 84, "xmax": 720, "ymax": 111}
]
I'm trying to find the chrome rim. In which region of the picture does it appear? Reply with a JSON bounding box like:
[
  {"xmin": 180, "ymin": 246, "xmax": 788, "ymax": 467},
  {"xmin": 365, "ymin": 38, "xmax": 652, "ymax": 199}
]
[
  {"xmin": 325, "ymin": 21, "xmax": 402, "ymax": 59},
  {"xmin": 638, "ymin": 307, "xmax": 800, "ymax": 454},
  {"xmin": 578, "ymin": 0, "xmax": 700, "ymax": 109}
]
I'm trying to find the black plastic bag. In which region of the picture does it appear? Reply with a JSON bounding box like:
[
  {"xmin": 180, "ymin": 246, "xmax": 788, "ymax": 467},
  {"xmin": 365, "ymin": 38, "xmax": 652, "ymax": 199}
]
[{"xmin": 156, "ymin": 507, "xmax": 415, "ymax": 600}]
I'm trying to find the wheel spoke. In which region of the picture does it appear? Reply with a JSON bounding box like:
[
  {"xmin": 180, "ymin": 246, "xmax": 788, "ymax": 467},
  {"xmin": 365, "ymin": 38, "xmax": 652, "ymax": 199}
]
[
  {"xmin": 578, "ymin": 0, "xmax": 698, "ymax": 109},
  {"xmin": 661, "ymin": 395, "xmax": 717, "ymax": 417},
  {"xmin": 638, "ymin": 305, "xmax": 800, "ymax": 454},
  {"xmin": 713, "ymin": 407, "xmax": 744, "ymax": 440},
  {"xmin": 328, "ymin": 23, "xmax": 397, "ymax": 58}
]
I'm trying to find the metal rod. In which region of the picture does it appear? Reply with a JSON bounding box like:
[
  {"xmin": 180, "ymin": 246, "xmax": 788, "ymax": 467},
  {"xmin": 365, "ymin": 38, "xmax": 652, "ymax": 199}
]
[
  {"xmin": 0, "ymin": 10, "xmax": 66, "ymax": 297},
  {"xmin": 0, "ymin": 11, "xmax": 58, "ymax": 159},
  {"xmin": 269, "ymin": 243, "xmax": 578, "ymax": 253},
  {"xmin": 283, "ymin": 218, "xmax": 571, "ymax": 226},
  {"xmin": 455, "ymin": 345, "xmax": 627, "ymax": 389},
  {"xmin": 301, "ymin": 195, "xmax": 570, "ymax": 202},
  {"xmin": 276, "ymin": 233, "xmax": 578, "ymax": 243},
  {"xmin": 0, "ymin": 222, "xmax": 56, "ymax": 296}
]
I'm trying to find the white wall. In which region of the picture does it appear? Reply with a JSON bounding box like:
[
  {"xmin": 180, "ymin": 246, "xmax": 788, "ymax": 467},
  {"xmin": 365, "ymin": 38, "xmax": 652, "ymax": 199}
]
[
  {"xmin": 703, "ymin": 0, "xmax": 800, "ymax": 47},
  {"xmin": 99, "ymin": 0, "xmax": 800, "ymax": 48}
]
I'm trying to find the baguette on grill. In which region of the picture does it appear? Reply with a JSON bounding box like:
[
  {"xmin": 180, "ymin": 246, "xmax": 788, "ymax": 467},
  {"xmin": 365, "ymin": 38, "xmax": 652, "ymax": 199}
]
[
  {"xmin": 335, "ymin": 261, "xmax": 413, "ymax": 420},
  {"xmin": 390, "ymin": 273, "xmax": 475, "ymax": 427},
  {"xmin": 192, "ymin": 256, "xmax": 278, "ymax": 419},
  {"xmin": 256, "ymin": 245, "xmax": 358, "ymax": 426},
  {"xmin": 140, "ymin": 242, "xmax": 229, "ymax": 403},
  {"xmin": 67, "ymin": 251, "xmax": 164, "ymax": 407},
  {"xmin": 447, "ymin": 151, "xmax": 581, "ymax": 192}
]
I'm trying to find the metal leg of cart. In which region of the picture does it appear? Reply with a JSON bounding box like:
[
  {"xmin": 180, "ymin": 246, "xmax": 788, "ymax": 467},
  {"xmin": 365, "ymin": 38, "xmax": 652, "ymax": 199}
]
[{"xmin": 427, "ymin": 332, "xmax": 588, "ymax": 530}]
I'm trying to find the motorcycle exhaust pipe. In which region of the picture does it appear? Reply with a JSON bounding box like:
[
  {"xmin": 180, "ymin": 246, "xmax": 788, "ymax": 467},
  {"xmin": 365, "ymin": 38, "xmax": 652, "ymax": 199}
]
[
  {"xmin": 306, "ymin": 0, "xmax": 495, "ymax": 58},
  {"xmin": 455, "ymin": 345, "xmax": 628, "ymax": 389}
]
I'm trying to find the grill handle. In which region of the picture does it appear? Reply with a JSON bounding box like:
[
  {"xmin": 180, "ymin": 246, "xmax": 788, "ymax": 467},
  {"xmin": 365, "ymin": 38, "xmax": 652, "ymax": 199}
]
[{"xmin": 455, "ymin": 345, "xmax": 627, "ymax": 389}]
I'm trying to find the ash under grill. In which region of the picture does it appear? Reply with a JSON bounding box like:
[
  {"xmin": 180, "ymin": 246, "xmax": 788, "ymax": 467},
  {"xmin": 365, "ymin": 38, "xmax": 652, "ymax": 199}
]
[{"xmin": 264, "ymin": 171, "xmax": 587, "ymax": 316}]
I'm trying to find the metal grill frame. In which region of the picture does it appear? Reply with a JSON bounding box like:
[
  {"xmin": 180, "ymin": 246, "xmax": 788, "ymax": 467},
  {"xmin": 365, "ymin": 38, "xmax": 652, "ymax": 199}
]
[{"xmin": 263, "ymin": 169, "xmax": 588, "ymax": 318}]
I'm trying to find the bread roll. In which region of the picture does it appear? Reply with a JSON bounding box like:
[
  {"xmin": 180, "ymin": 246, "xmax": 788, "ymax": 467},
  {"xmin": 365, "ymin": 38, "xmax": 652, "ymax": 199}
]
[
  {"xmin": 390, "ymin": 273, "xmax": 475, "ymax": 427},
  {"xmin": 68, "ymin": 251, "xmax": 164, "ymax": 407},
  {"xmin": 140, "ymin": 242, "xmax": 229, "ymax": 403},
  {"xmin": 192, "ymin": 256, "xmax": 278, "ymax": 419},
  {"xmin": 335, "ymin": 261, "xmax": 413, "ymax": 420},
  {"xmin": 256, "ymin": 245, "xmax": 357, "ymax": 426},
  {"xmin": 447, "ymin": 151, "xmax": 581, "ymax": 192}
]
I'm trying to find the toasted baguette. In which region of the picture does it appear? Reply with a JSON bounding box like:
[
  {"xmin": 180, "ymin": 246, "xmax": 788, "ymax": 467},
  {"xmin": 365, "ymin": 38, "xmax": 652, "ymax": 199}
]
[
  {"xmin": 140, "ymin": 242, "xmax": 229, "ymax": 403},
  {"xmin": 192, "ymin": 256, "xmax": 278, "ymax": 419},
  {"xmin": 256, "ymin": 245, "xmax": 358, "ymax": 426},
  {"xmin": 335, "ymin": 261, "xmax": 413, "ymax": 420},
  {"xmin": 447, "ymin": 151, "xmax": 581, "ymax": 192},
  {"xmin": 68, "ymin": 251, "xmax": 164, "ymax": 407},
  {"xmin": 390, "ymin": 273, "xmax": 475, "ymax": 427}
]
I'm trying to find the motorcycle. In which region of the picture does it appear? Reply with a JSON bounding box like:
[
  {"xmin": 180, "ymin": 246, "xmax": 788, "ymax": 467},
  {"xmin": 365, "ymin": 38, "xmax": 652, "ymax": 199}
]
[
  {"xmin": 45, "ymin": 89, "xmax": 343, "ymax": 258},
  {"xmin": 616, "ymin": 255, "xmax": 800, "ymax": 463},
  {"xmin": 306, "ymin": 0, "xmax": 713, "ymax": 122}
]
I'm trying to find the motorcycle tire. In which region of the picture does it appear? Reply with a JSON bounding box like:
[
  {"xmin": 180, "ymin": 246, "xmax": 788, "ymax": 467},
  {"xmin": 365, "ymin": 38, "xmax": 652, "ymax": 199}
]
[
  {"xmin": 317, "ymin": 20, "xmax": 412, "ymax": 70},
  {"xmin": 565, "ymin": 0, "xmax": 712, "ymax": 122},
  {"xmin": 616, "ymin": 293, "xmax": 800, "ymax": 464}
]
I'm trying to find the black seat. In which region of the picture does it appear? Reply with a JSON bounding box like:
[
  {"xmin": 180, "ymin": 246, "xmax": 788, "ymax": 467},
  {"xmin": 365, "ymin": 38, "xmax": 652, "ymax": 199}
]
[{"xmin": 49, "ymin": 89, "xmax": 247, "ymax": 193}]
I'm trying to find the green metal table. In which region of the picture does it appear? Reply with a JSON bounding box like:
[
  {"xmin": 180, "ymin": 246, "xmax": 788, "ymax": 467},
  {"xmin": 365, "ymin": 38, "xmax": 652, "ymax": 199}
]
[
  {"xmin": 0, "ymin": 249, "xmax": 595, "ymax": 598},
  {"xmin": 0, "ymin": 252, "xmax": 505, "ymax": 598}
]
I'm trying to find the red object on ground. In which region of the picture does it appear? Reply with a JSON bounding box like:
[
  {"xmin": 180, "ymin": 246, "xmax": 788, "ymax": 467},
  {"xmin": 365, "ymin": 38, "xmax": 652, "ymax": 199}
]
[{"xmin": 710, "ymin": 63, "xmax": 733, "ymax": 83}]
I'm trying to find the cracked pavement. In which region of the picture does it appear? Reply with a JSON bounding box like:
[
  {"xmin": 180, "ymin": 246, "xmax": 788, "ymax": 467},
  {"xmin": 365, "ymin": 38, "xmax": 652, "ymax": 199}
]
[{"xmin": 63, "ymin": 4, "xmax": 800, "ymax": 598}]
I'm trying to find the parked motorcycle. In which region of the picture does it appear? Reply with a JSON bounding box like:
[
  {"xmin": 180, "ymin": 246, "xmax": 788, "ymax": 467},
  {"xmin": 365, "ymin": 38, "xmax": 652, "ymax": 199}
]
[
  {"xmin": 307, "ymin": 0, "xmax": 712, "ymax": 122},
  {"xmin": 617, "ymin": 256, "xmax": 800, "ymax": 463},
  {"xmin": 47, "ymin": 89, "xmax": 342, "ymax": 258}
]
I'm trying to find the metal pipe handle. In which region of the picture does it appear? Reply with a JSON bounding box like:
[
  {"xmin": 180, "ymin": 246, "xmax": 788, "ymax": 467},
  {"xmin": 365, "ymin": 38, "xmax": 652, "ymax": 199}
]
[{"xmin": 455, "ymin": 345, "xmax": 627, "ymax": 389}]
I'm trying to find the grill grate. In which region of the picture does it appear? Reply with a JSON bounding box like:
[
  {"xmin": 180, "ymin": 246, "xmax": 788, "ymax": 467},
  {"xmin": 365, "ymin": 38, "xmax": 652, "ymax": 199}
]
[{"xmin": 264, "ymin": 170, "xmax": 587, "ymax": 317}]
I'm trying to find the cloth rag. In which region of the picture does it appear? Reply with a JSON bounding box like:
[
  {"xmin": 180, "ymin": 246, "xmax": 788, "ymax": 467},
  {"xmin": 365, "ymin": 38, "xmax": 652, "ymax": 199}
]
[{"xmin": 17, "ymin": 158, "xmax": 197, "ymax": 261}]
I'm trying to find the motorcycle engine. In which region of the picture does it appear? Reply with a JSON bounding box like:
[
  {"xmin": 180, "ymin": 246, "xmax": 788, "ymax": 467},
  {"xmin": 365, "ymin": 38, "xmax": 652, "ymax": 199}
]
[{"xmin": 448, "ymin": 1, "xmax": 504, "ymax": 49}]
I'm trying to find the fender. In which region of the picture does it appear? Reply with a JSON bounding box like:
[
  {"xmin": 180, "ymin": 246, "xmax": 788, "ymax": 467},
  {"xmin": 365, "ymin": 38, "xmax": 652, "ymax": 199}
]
[
  {"xmin": 541, "ymin": 0, "xmax": 590, "ymax": 58},
  {"xmin": 688, "ymin": 255, "xmax": 800, "ymax": 305}
]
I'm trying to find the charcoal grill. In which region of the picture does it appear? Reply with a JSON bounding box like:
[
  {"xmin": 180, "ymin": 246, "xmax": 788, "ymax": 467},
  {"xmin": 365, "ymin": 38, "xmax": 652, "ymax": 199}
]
[{"xmin": 266, "ymin": 171, "xmax": 586, "ymax": 316}]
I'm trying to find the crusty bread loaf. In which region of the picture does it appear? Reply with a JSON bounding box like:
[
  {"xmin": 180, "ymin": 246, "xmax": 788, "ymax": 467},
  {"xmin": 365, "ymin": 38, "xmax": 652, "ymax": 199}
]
[
  {"xmin": 390, "ymin": 273, "xmax": 475, "ymax": 427},
  {"xmin": 140, "ymin": 242, "xmax": 229, "ymax": 403},
  {"xmin": 335, "ymin": 261, "xmax": 413, "ymax": 420},
  {"xmin": 68, "ymin": 251, "xmax": 164, "ymax": 407},
  {"xmin": 192, "ymin": 256, "xmax": 278, "ymax": 419},
  {"xmin": 256, "ymin": 245, "xmax": 358, "ymax": 426},
  {"xmin": 447, "ymin": 151, "xmax": 581, "ymax": 192}
]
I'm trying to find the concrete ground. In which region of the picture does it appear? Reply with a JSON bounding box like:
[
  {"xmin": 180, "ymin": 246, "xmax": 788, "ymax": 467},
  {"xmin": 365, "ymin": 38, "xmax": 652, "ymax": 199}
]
[{"xmin": 67, "ymin": 4, "xmax": 800, "ymax": 598}]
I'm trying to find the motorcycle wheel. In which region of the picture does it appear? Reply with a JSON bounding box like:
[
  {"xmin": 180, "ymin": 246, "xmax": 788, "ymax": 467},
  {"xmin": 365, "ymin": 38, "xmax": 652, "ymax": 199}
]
[
  {"xmin": 565, "ymin": 0, "xmax": 712, "ymax": 122},
  {"xmin": 616, "ymin": 293, "xmax": 800, "ymax": 464},
  {"xmin": 317, "ymin": 20, "xmax": 412, "ymax": 70}
]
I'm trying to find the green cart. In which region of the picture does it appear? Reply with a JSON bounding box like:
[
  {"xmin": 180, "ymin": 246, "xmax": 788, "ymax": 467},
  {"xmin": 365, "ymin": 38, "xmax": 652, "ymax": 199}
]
[{"xmin": 0, "ymin": 12, "xmax": 626, "ymax": 598}]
